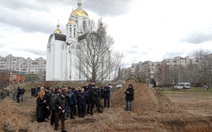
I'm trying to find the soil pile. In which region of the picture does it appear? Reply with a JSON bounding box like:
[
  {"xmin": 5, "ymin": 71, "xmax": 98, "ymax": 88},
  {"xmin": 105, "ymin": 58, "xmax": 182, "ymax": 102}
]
[
  {"xmin": 0, "ymin": 80, "xmax": 212, "ymax": 131},
  {"xmin": 111, "ymin": 80, "xmax": 180, "ymax": 114},
  {"xmin": 110, "ymin": 79, "xmax": 212, "ymax": 131},
  {"xmin": 0, "ymin": 97, "xmax": 54, "ymax": 132}
]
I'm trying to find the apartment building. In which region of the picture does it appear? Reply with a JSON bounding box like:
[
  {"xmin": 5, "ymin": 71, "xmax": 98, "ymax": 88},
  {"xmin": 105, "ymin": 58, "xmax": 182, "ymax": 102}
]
[{"xmin": 0, "ymin": 54, "xmax": 46, "ymax": 81}]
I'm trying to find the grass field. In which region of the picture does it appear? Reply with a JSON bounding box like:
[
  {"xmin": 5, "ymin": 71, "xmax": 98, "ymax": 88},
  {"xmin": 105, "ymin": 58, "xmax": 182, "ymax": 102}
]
[{"xmin": 154, "ymin": 87, "xmax": 212, "ymax": 117}]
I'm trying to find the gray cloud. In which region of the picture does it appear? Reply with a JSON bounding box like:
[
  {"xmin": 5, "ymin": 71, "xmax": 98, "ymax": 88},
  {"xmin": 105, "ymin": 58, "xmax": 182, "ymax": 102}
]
[
  {"xmin": 10, "ymin": 47, "xmax": 46, "ymax": 57},
  {"xmin": 0, "ymin": 0, "xmax": 70, "ymax": 12},
  {"xmin": 162, "ymin": 51, "xmax": 183, "ymax": 59},
  {"xmin": 126, "ymin": 49, "xmax": 139, "ymax": 54},
  {"xmin": 0, "ymin": 0, "xmax": 71, "ymax": 34},
  {"xmin": 83, "ymin": 0, "xmax": 132, "ymax": 16},
  {"xmin": 126, "ymin": 45, "xmax": 146, "ymax": 54},
  {"xmin": 23, "ymin": 49, "xmax": 46, "ymax": 56},
  {"xmin": 0, "ymin": 50, "xmax": 9, "ymax": 57},
  {"xmin": 162, "ymin": 49, "xmax": 196, "ymax": 60},
  {"xmin": 0, "ymin": 0, "xmax": 131, "ymax": 34},
  {"xmin": 181, "ymin": 28, "xmax": 212, "ymax": 44},
  {"xmin": 0, "ymin": 42, "xmax": 4, "ymax": 48},
  {"xmin": 0, "ymin": 5, "xmax": 55, "ymax": 34}
]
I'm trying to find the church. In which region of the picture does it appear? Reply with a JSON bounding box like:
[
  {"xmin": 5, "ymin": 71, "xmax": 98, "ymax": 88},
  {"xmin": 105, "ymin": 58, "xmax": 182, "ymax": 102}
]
[{"xmin": 46, "ymin": 0, "xmax": 90, "ymax": 81}]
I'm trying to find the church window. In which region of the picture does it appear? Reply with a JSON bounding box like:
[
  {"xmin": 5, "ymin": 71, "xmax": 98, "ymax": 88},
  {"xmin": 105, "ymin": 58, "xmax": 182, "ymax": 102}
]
[
  {"xmin": 73, "ymin": 28, "xmax": 76, "ymax": 37},
  {"xmin": 70, "ymin": 28, "xmax": 72, "ymax": 37},
  {"xmin": 83, "ymin": 21, "xmax": 86, "ymax": 29}
]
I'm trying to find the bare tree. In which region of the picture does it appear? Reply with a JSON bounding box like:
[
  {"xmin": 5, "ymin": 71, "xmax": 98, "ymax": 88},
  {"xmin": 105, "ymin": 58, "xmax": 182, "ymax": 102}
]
[
  {"xmin": 37, "ymin": 69, "xmax": 45, "ymax": 81},
  {"xmin": 155, "ymin": 63, "xmax": 173, "ymax": 86},
  {"xmin": 73, "ymin": 20, "xmax": 122, "ymax": 82},
  {"xmin": 194, "ymin": 49, "xmax": 212, "ymax": 87}
]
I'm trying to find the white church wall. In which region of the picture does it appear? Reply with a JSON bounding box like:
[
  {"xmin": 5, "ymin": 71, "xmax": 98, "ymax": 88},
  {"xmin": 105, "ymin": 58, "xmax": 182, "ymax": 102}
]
[{"xmin": 53, "ymin": 40, "xmax": 64, "ymax": 80}]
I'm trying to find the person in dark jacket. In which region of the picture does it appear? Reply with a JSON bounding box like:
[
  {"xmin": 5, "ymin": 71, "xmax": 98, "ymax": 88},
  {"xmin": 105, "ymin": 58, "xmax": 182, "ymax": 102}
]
[
  {"xmin": 78, "ymin": 88, "xmax": 86, "ymax": 118},
  {"xmin": 50, "ymin": 88, "xmax": 59, "ymax": 126},
  {"xmin": 68, "ymin": 88, "xmax": 77, "ymax": 119},
  {"xmin": 16, "ymin": 87, "xmax": 22, "ymax": 103},
  {"xmin": 20, "ymin": 87, "xmax": 25, "ymax": 101},
  {"xmin": 0, "ymin": 87, "xmax": 10, "ymax": 100},
  {"xmin": 65, "ymin": 87, "xmax": 70, "ymax": 118},
  {"xmin": 54, "ymin": 92, "xmax": 67, "ymax": 132},
  {"xmin": 90, "ymin": 85, "xmax": 101, "ymax": 115},
  {"xmin": 86, "ymin": 82, "xmax": 95, "ymax": 114},
  {"xmin": 44, "ymin": 87, "xmax": 51, "ymax": 119},
  {"xmin": 36, "ymin": 88, "xmax": 46, "ymax": 122},
  {"xmin": 12, "ymin": 87, "xmax": 18, "ymax": 100},
  {"xmin": 103, "ymin": 83, "xmax": 111, "ymax": 108},
  {"xmin": 124, "ymin": 84, "xmax": 134, "ymax": 111}
]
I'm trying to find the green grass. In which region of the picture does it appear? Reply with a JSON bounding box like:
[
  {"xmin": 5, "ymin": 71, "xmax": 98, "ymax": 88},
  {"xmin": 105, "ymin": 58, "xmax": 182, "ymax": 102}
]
[{"xmin": 154, "ymin": 87, "xmax": 212, "ymax": 95}]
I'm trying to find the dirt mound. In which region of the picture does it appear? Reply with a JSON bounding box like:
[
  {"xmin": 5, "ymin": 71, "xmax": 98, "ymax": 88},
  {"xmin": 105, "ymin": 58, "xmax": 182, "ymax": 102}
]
[
  {"xmin": 110, "ymin": 80, "xmax": 212, "ymax": 131},
  {"xmin": 0, "ymin": 97, "xmax": 55, "ymax": 132},
  {"xmin": 111, "ymin": 80, "xmax": 181, "ymax": 114}
]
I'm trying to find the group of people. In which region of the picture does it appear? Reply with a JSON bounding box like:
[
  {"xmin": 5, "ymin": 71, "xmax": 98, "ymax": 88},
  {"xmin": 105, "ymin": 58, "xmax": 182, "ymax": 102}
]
[
  {"xmin": 0, "ymin": 82, "xmax": 135, "ymax": 132},
  {"xmin": 36, "ymin": 82, "xmax": 114, "ymax": 132},
  {"xmin": 12, "ymin": 87, "xmax": 25, "ymax": 103},
  {"xmin": 0, "ymin": 86, "xmax": 25, "ymax": 102}
]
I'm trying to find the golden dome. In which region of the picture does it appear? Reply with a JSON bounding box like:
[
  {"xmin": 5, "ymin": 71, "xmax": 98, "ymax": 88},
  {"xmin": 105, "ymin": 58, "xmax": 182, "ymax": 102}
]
[
  {"xmin": 54, "ymin": 22, "xmax": 61, "ymax": 34},
  {"xmin": 68, "ymin": 19, "xmax": 76, "ymax": 24},
  {"xmin": 71, "ymin": 9, "xmax": 88, "ymax": 17},
  {"xmin": 54, "ymin": 29, "xmax": 61, "ymax": 34},
  {"xmin": 70, "ymin": 0, "xmax": 88, "ymax": 18}
]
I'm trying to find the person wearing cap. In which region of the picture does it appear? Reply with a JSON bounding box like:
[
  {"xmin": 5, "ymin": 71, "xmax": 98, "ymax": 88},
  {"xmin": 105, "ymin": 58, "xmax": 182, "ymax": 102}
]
[
  {"xmin": 124, "ymin": 84, "xmax": 134, "ymax": 111},
  {"xmin": 54, "ymin": 92, "xmax": 67, "ymax": 132}
]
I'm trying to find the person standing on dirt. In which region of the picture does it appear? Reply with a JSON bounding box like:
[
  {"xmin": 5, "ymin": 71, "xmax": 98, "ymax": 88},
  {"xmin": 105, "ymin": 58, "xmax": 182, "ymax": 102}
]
[
  {"xmin": 54, "ymin": 92, "xmax": 67, "ymax": 132},
  {"xmin": 16, "ymin": 87, "xmax": 21, "ymax": 103},
  {"xmin": 44, "ymin": 87, "xmax": 51, "ymax": 119},
  {"xmin": 50, "ymin": 88, "xmax": 59, "ymax": 126},
  {"xmin": 36, "ymin": 85, "xmax": 41, "ymax": 97},
  {"xmin": 36, "ymin": 88, "xmax": 47, "ymax": 122},
  {"xmin": 68, "ymin": 87, "xmax": 77, "ymax": 119},
  {"xmin": 77, "ymin": 88, "xmax": 86, "ymax": 118},
  {"xmin": 65, "ymin": 87, "xmax": 70, "ymax": 119},
  {"xmin": 0, "ymin": 87, "xmax": 10, "ymax": 100},
  {"xmin": 90, "ymin": 85, "xmax": 102, "ymax": 115},
  {"xmin": 20, "ymin": 87, "xmax": 25, "ymax": 102},
  {"xmin": 103, "ymin": 83, "xmax": 111, "ymax": 108},
  {"xmin": 124, "ymin": 84, "xmax": 134, "ymax": 111},
  {"xmin": 12, "ymin": 87, "xmax": 18, "ymax": 100}
]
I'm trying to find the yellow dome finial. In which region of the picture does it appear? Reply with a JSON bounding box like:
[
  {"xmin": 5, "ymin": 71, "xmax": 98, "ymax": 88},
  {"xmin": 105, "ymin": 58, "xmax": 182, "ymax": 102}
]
[
  {"xmin": 77, "ymin": 0, "xmax": 82, "ymax": 7},
  {"xmin": 54, "ymin": 19, "xmax": 61, "ymax": 34},
  {"xmin": 57, "ymin": 19, "xmax": 60, "ymax": 28}
]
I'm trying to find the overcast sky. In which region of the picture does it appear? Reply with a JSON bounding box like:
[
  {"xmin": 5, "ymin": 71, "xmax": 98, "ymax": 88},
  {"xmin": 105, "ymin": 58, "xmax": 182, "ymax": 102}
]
[{"xmin": 0, "ymin": 0, "xmax": 212, "ymax": 68}]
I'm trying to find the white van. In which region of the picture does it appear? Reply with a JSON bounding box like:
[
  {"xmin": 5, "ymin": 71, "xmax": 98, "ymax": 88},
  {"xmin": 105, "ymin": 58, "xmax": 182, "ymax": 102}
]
[{"xmin": 177, "ymin": 82, "xmax": 191, "ymax": 89}]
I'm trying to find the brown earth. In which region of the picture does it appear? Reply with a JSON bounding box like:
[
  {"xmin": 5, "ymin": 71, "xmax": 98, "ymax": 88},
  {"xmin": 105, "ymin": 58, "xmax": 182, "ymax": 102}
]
[{"xmin": 0, "ymin": 80, "xmax": 212, "ymax": 132}]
